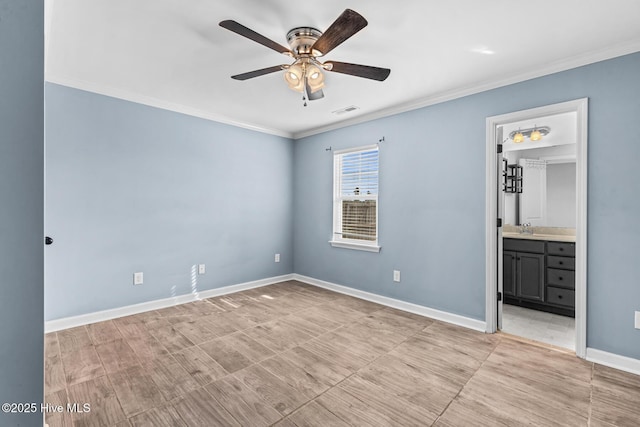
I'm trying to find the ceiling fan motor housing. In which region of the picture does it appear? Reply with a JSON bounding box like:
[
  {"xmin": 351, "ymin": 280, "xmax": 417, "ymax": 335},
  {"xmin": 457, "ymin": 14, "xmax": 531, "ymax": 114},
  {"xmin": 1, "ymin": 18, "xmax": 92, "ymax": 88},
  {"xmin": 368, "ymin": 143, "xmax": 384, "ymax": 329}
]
[{"xmin": 286, "ymin": 27, "xmax": 323, "ymax": 56}]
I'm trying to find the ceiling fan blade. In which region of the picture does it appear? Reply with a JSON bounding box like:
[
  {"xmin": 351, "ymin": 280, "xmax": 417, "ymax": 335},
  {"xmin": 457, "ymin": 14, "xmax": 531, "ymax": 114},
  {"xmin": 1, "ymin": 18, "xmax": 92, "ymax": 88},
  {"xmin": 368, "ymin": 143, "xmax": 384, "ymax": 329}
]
[
  {"xmin": 312, "ymin": 9, "xmax": 368, "ymax": 56},
  {"xmin": 220, "ymin": 20, "xmax": 291, "ymax": 55},
  {"xmin": 324, "ymin": 61, "xmax": 390, "ymax": 81},
  {"xmin": 231, "ymin": 65, "xmax": 285, "ymax": 81}
]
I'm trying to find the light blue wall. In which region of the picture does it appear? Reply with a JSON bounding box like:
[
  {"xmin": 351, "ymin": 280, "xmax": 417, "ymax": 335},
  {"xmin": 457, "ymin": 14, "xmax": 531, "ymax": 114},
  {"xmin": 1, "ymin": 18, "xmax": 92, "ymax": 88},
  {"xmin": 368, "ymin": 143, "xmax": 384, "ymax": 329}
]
[
  {"xmin": 45, "ymin": 83, "xmax": 294, "ymax": 320},
  {"xmin": 293, "ymin": 52, "xmax": 640, "ymax": 360},
  {"xmin": 0, "ymin": 1, "xmax": 44, "ymax": 426}
]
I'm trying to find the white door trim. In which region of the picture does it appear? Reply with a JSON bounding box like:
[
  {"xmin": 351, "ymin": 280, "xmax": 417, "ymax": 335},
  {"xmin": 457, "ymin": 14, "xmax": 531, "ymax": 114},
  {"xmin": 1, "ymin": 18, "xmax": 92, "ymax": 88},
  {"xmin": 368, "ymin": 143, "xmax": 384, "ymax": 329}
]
[{"xmin": 485, "ymin": 98, "xmax": 588, "ymax": 358}]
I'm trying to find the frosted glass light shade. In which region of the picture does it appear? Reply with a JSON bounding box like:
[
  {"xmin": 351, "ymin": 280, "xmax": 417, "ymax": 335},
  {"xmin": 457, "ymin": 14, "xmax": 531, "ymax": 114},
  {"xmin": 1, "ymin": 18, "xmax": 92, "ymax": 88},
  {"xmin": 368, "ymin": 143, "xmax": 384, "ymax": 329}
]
[
  {"xmin": 306, "ymin": 65, "xmax": 325, "ymax": 93},
  {"xmin": 284, "ymin": 64, "xmax": 304, "ymax": 92}
]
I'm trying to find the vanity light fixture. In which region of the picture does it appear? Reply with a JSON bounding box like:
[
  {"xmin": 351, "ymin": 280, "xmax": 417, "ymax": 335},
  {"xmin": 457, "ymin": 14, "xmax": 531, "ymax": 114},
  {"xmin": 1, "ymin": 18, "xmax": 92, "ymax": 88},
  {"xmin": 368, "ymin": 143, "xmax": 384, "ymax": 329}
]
[{"xmin": 509, "ymin": 126, "xmax": 550, "ymax": 143}]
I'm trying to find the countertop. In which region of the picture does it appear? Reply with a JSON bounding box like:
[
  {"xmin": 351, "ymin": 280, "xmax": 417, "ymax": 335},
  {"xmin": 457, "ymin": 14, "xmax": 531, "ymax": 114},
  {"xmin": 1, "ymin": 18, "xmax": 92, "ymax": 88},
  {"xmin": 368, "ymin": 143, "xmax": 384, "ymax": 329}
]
[
  {"xmin": 502, "ymin": 232, "xmax": 576, "ymax": 243},
  {"xmin": 502, "ymin": 226, "xmax": 576, "ymax": 243}
]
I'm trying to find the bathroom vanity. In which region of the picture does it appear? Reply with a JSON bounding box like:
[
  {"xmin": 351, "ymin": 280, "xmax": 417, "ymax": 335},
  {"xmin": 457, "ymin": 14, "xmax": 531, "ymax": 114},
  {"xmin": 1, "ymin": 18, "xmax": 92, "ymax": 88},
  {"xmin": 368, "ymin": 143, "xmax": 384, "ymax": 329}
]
[{"xmin": 503, "ymin": 230, "xmax": 575, "ymax": 317}]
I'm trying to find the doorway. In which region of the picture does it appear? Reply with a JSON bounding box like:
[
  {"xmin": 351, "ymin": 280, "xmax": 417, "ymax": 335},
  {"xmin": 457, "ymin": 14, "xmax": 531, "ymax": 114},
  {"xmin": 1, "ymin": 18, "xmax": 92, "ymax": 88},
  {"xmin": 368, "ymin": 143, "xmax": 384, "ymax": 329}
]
[{"xmin": 485, "ymin": 98, "xmax": 588, "ymax": 358}]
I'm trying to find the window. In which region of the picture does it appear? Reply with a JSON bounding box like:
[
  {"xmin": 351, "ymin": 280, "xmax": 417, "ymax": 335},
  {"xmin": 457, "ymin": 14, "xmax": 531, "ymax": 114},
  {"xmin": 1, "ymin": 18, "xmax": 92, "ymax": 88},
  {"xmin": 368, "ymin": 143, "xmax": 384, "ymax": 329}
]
[{"xmin": 330, "ymin": 145, "xmax": 380, "ymax": 252}]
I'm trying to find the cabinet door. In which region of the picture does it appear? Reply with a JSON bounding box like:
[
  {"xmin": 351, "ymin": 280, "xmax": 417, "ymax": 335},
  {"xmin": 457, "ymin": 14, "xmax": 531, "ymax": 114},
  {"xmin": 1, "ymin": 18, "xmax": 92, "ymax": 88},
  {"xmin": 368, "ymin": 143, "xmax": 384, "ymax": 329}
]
[
  {"xmin": 517, "ymin": 252, "xmax": 545, "ymax": 301},
  {"xmin": 503, "ymin": 251, "xmax": 517, "ymax": 297}
]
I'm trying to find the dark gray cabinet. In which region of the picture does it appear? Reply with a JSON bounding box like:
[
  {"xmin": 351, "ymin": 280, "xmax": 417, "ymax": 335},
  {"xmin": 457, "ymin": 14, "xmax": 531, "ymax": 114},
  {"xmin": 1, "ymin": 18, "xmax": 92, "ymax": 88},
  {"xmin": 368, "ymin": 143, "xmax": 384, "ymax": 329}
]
[
  {"xmin": 503, "ymin": 251, "xmax": 516, "ymax": 297},
  {"xmin": 503, "ymin": 239, "xmax": 545, "ymax": 302},
  {"xmin": 517, "ymin": 253, "xmax": 545, "ymax": 301},
  {"xmin": 545, "ymin": 242, "xmax": 576, "ymax": 311},
  {"xmin": 503, "ymin": 238, "xmax": 575, "ymax": 317}
]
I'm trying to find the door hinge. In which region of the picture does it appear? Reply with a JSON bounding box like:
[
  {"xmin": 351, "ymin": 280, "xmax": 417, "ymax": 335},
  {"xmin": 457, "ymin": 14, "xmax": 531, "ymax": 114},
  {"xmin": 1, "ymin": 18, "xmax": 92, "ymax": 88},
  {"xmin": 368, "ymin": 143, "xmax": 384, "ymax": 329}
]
[
  {"xmin": 497, "ymin": 291, "xmax": 502, "ymax": 302},
  {"xmin": 497, "ymin": 144, "xmax": 503, "ymax": 154},
  {"xmin": 497, "ymin": 218, "xmax": 502, "ymax": 228}
]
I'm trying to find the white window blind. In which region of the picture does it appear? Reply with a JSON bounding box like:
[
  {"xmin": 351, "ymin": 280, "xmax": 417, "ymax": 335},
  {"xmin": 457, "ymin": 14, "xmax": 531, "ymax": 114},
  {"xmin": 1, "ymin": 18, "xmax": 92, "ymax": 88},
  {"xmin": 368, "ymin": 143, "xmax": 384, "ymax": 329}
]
[{"xmin": 331, "ymin": 145, "xmax": 379, "ymax": 251}]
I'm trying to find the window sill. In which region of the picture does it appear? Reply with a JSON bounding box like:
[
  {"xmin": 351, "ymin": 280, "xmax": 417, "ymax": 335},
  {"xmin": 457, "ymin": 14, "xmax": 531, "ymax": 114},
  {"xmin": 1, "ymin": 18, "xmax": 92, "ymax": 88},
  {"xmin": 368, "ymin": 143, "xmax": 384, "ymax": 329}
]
[{"xmin": 329, "ymin": 240, "xmax": 381, "ymax": 253}]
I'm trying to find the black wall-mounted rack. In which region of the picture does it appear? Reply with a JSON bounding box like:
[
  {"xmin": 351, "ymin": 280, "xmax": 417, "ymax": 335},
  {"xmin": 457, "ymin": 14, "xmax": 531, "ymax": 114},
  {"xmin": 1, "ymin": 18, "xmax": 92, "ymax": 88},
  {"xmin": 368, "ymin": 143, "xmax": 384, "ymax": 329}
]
[{"xmin": 503, "ymin": 159, "xmax": 522, "ymax": 193}]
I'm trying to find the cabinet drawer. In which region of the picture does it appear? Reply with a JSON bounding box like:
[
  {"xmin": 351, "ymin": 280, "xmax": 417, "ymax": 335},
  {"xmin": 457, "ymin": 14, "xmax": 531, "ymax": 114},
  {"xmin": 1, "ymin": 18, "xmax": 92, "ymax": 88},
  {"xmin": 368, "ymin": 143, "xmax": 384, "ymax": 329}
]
[
  {"xmin": 547, "ymin": 268, "xmax": 575, "ymax": 289},
  {"xmin": 503, "ymin": 239, "xmax": 545, "ymax": 254},
  {"xmin": 547, "ymin": 255, "xmax": 575, "ymax": 270},
  {"xmin": 547, "ymin": 241, "xmax": 575, "ymax": 256},
  {"xmin": 546, "ymin": 287, "xmax": 575, "ymax": 308}
]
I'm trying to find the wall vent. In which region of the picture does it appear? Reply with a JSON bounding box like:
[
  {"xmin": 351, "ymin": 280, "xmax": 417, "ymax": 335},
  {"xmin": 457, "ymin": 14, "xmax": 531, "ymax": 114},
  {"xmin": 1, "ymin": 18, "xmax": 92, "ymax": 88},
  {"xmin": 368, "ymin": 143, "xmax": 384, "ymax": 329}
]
[{"xmin": 332, "ymin": 105, "xmax": 360, "ymax": 115}]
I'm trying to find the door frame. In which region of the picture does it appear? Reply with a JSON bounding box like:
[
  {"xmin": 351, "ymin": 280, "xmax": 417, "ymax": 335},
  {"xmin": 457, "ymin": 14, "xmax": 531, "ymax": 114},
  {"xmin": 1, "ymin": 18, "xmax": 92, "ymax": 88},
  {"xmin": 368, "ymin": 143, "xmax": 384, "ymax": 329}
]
[{"xmin": 485, "ymin": 98, "xmax": 588, "ymax": 358}]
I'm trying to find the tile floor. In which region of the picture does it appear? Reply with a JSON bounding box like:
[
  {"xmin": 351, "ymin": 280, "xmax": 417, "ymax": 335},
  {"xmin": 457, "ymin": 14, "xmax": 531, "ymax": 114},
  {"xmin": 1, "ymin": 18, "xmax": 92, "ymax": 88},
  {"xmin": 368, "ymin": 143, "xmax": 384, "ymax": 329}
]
[
  {"xmin": 501, "ymin": 303, "xmax": 575, "ymax": 350},
  {"xmin": 45, "ymin": 280, "xmax": 640, "ymax": 426}
]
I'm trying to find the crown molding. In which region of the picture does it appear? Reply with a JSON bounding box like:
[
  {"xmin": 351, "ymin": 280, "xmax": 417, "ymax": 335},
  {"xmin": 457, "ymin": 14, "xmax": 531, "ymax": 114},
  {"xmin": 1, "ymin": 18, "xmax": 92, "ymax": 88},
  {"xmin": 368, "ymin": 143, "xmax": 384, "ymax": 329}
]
[
  {"xmin": 44, "ymin": 75, "xmax": 295, "ymax": 139},
  {"xmin": 46, "ymin": 40, "xmax": 640, "ymax": 141},
  {"xmin": 292, "ymin": 40, "xmax": 640, "ymax": 139}
]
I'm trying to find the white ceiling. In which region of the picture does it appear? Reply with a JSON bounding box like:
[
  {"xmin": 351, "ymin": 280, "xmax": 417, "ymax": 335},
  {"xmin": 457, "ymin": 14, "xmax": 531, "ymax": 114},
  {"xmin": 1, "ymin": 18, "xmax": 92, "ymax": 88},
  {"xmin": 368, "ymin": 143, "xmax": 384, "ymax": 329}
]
[{"xmin": 45, "ymin": 0, "xmax": 640, "ymax": 139}]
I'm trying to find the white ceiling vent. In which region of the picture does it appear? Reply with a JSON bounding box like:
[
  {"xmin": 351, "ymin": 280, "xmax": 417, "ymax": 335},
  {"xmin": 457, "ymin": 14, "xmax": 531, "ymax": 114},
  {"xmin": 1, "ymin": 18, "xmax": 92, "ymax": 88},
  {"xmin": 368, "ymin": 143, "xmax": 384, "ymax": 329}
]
[{"xmin": 332, "ymin": 105, "xmax": 360, "ymax": 115}]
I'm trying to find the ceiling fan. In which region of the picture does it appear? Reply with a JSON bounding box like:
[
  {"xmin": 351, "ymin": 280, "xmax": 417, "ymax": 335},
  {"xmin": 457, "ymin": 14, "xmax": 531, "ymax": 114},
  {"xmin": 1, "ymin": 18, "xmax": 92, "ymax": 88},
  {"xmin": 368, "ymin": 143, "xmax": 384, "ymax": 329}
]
[{"xmin": 219, "ymin": 9, "xmax": 391, "ymax": 104}]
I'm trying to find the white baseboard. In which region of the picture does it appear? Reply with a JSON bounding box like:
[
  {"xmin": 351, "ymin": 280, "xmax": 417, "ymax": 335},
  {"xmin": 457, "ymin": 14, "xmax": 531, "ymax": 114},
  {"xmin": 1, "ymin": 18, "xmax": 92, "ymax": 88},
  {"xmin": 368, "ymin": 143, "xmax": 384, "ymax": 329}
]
[
  {"xmin": 45, "ymin": 274, "xmax": 295, "ymax": 332},
  {"xmin": 293, "ymin": 274, "xmax": 487, "ymax": 333},
  {"xmin": 46, "ymin": 272, "xmax": 486, "ymax": 334},
  {"xmin": 586, "ymin": 347, "xmax": 640, "ymax": 376}
]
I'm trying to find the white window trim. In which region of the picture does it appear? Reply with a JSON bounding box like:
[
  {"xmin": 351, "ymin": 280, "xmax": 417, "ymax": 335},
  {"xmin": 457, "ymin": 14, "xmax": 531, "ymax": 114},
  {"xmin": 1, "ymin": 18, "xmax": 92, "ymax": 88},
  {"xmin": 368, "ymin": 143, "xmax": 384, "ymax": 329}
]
[
  {"xmin": 329, "ymin": 144, "xmax": 381, "ymax": 253},
  {"xmin": 332, "ymin": 144, "xmax": 378, "ymax": 156},
  {"xmin": 329, "ymin": 239, "xmax": 381, "ymax": 252}
]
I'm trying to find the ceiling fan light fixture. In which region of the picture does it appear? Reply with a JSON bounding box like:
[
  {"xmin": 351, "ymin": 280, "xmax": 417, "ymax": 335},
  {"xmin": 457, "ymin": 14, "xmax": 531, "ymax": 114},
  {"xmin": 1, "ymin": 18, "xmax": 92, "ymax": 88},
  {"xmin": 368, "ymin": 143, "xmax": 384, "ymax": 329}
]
[
  {"xmin": 306, "ymin": 64, "xmax": 325, "ymax": 93},
  {"xmin": 284, "ymin": 63, "xmax": 304, "ymax": 92},
  {"xmin": 220, "ymin": 9, "xmax": 390, "ymax": 103}
]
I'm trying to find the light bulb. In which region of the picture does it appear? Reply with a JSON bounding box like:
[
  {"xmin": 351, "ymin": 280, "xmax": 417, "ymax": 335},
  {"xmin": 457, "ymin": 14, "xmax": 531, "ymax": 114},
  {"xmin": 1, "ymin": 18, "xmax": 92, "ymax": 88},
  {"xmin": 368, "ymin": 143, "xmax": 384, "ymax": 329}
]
[
  {"xmin": 513, "ymin": 132, "xmax": 524, "ymax": 143},
  {"xmin": 530, "ymin": 129, "xmax": 542, "ymax": 141}
]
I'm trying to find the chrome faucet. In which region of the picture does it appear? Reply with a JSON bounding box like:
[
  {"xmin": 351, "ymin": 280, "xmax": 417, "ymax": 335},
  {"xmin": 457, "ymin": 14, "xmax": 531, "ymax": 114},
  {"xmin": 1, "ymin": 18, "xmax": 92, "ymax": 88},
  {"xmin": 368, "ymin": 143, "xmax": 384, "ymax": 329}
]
[{"xmin": 520, "ymin": 223, "xmax": 533, "ymax": 234}]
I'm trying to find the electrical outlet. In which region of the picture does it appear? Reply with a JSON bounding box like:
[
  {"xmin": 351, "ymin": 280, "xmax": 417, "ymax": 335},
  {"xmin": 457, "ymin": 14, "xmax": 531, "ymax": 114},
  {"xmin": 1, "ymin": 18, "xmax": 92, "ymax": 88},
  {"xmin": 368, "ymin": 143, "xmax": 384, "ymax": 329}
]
[
  {"xmin": 635, "ymin": 311, "xmax": 640, "ymax": 329},
  {"xmin": 133, "ymin": 272, "xmax": 143, "ymax": 285},
  {"xmin": 275, "ymin": 253, "xmax": 280, "ymax": 263},
  {"xmin": 198, "ymin": 264, "xmax": 206, "ymax": 275},
  {"xmin": 393, "ymin": 270, "xmax": 401, "ymax": 283}
]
